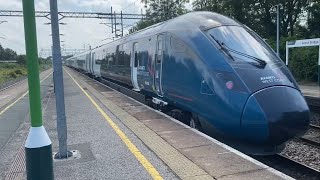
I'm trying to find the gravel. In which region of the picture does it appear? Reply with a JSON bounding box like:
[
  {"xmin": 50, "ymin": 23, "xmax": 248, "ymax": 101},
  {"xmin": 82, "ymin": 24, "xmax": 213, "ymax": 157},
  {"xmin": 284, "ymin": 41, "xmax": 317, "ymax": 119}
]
[
  {"xmin": 280, "ymin": 139, "xmax": 320, "ymax": 171},
  {"xmin": 310, "ymin": 112, "xmax": 320, "ymax": 126}
]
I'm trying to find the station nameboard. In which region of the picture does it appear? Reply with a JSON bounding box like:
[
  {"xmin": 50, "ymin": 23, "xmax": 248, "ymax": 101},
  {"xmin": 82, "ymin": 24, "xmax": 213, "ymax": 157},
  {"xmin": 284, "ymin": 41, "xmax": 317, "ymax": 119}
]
[
  {"xmin": 287, "ymin": 38, "xmax": 320, "ymax": 48},
  {"xmin": 286, "ymin": 37, "xmax": 320, "ymax": 85}
]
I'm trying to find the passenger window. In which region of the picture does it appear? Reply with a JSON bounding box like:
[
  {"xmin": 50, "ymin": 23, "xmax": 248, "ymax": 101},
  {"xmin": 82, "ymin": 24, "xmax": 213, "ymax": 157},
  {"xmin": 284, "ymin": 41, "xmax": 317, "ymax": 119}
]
[
  {"xmin": 157, "ymin": 40, "xmax": 162, "ymax": 64},
  {"xmin": 108, "ymin": 56, "xmax": 114, "ymax": 65},
  {"xmin": 96, "ymin": 59, "xmax": 102, "ymax": 64},
  {"xmin": 134, "ymin": 51, "xmax": 138, "ymax": 67}
]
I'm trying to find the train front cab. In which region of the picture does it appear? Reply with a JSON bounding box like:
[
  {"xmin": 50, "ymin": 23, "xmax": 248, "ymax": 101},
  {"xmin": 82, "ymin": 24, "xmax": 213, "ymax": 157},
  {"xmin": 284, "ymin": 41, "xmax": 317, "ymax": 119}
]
[{"xmin": 204, "ymin": 25, "xmax": 310, "ymax": 153}]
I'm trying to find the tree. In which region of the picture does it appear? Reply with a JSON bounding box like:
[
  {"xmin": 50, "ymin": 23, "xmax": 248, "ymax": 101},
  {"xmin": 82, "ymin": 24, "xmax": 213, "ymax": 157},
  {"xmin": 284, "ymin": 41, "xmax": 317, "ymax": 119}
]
[
  {"xmin": 16, "ymin": 54, "xmax": 26, "ymax": 65},
  {"xmin": 307, "ymin": 0, "xmax": 320, "ymax": 37},
  {"xmin": 1, "ymin": 48, "xmax": 17, "ymax": 60},
  {"xmin": 0, "ymin": 44, "xmax": 4, "ymax": 60},
  {"xmin": 192, "ymin": 0, "xmax": 310, "ymax": 38}
]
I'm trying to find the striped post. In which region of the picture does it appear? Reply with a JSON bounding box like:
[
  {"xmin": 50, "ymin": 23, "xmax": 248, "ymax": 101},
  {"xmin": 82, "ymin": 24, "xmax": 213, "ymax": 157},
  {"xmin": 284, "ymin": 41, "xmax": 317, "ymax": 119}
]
[{"xmin": 22, "ymin": 0, "xmax": 54, "ymax": 179}]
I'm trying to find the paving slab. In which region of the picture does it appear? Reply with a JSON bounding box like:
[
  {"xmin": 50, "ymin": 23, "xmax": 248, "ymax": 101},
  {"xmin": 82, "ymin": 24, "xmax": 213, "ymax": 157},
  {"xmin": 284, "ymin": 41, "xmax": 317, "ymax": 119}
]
[
  {"xmin": 180, "ymin": 145, "xmax": 263, "ymax": 178},
  {"xmin": 141, "ymin": 118, "xmax": 187, "ymax": 133},
  {"xmin": 158, "ymin": 129, "xmax": 213, "ymax": 149},
  {"xmin": 300, "ymin": 84, "xmax": 320, "ymax": 98},
  {"xmin": 132, "ymin": 110, "xmax": 166, "ymax": 120}
]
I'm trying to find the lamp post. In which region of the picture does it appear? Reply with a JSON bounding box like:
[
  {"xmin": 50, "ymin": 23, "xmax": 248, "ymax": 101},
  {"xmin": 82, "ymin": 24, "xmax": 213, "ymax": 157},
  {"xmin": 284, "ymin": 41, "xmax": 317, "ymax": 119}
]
[{"xmin": 22, "ymin": 0, "xmax": 54, "ymax": 179}]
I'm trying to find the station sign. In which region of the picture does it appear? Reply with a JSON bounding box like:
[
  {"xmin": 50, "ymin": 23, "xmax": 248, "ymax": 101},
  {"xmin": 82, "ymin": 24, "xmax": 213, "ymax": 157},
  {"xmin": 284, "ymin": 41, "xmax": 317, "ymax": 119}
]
[
  {"xmin": 286, "ymin": 37, "xmax": 320, "ymax": 86},
  {"xmin": 287, "ymin": 38, "xmax": 320, "ymax": 48}
]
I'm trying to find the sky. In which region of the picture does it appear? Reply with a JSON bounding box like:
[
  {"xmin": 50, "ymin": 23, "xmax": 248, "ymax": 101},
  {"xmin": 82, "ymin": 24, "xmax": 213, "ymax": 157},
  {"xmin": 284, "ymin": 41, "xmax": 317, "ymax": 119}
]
[{"xmin": 0, "ymin": 0, "xmax": 193, "ymax": 57}]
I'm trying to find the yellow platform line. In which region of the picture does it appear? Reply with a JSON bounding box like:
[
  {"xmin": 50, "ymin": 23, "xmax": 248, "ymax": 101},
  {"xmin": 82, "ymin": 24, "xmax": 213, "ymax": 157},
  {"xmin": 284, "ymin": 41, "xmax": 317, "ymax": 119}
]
[
  {"xmin": 0, "ymin": 71, "xmax": 52, "ymax": 116},
  {"xmin": 65, "ymin": 68, "xmax": 163, "ymax": 180}
]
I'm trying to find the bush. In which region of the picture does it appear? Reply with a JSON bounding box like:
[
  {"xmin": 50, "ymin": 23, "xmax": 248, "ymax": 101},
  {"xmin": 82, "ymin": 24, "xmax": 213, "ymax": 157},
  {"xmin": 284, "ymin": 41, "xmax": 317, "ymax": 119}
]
[
  {"xmin": 8, "ymin": 71, "xmax": 17, "ymax": 78},
  {"xmin": 14, "ymin": 69, "xmax": 23, "ymax": 75}
]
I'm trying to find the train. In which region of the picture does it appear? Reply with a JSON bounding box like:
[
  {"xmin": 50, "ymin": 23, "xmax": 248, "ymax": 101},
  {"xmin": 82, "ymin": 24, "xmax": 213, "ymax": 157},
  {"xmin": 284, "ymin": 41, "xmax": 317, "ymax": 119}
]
[{"xmin": 66, "ymin": 11, "xmax": 310, "ymax": 155}]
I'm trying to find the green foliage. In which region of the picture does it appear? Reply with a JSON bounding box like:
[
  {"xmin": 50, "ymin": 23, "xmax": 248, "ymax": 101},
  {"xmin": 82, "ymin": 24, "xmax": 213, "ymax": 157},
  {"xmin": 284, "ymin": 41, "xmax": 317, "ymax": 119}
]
[
  {"xmin": 289, "ymin": 47, "xmax": 318, "ymax": 82},
  {"xmin": 0, "ymin": 44, "xmax": 18, "ymax": 60},
  {"xmin": 0, "ymin": 44, "xmax": 52, "ymax": 85},
  {"xmin": 307, "ymin": 0, "xmax": 320, "ymax": 37},
  {"xmin": 192, "ymin": 0, "xmax": 310, "ymax": 38},
  {"xmin": 0, "ymin": 63, "xmax": 27, "ymax": 84},
  {"xmin": 16, "ymin": 54, "xmax": 26, "ymax": 65},
  {"xmin": 265, "ymin": 36, "xmax": 319, "ymax": 83}
]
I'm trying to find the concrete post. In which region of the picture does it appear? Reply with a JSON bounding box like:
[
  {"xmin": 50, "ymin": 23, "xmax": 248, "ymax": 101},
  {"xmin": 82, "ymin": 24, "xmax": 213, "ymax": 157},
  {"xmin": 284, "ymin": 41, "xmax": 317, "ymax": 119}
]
[
  {"xmin": 22, "ymin": 0, "xmax": 54, "ymax": 179},
  {"xmin": 49, "ymin": 0, "xmax": 70, "ymax": 159}
]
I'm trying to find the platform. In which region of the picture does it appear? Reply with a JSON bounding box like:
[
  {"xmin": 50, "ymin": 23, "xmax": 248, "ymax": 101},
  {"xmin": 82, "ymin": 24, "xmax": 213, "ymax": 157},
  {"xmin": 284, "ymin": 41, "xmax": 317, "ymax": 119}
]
[
  {"xmin": 300, "ymin": 84, "xmax": 320, "ymax": 109},
  {"xmin": 0, "ymin": 67, "xmax": 293, "ymax": 180},
  {"xmin": 300, "ymin": 84, "xmax": 320, "ymax": 98}
]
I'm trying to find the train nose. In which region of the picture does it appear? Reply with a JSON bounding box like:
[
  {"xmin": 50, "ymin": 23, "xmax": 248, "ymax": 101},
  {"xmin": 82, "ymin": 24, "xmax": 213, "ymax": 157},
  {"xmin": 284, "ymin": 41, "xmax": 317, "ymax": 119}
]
[{"xmin": 241, "ymin": 86, "xmax": 310, "ymax": 145}]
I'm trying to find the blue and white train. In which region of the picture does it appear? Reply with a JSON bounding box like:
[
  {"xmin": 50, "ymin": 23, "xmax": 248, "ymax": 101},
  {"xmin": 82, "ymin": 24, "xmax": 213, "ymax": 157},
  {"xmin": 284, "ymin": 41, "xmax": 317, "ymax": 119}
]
[{"xmin": 66, "ymin": 11, "xmax": 310, "ymax": 154}]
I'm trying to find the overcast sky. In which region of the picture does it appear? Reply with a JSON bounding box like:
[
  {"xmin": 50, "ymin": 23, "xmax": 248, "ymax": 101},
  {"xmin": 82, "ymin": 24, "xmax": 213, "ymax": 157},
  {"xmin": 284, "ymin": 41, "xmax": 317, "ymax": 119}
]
[{"xmin": 0, "ymin": 0, "xmax": 193, "ymax": 57}]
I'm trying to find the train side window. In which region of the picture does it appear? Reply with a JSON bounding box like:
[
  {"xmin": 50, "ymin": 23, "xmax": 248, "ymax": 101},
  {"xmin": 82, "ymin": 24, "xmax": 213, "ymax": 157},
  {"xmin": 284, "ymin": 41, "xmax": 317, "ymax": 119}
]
[
  {"xmin": 108, "ymin": 55, "xmax": 114, "ymax": 66},
  {"xmin": 134, "ymin": 43, "xmax": 138, "ymax": 67},
  {"xmin": 157, "ymin": 38, "xmax": 163, "ymax": 64},
  {"xmin": 134, "ymin": 51, "xmax": 138, "ymax": 67},
  {"xmin": 96, "ymin": 60, "xmax": 102, "ymax": 64},
  {"xmin": 171, "ymin": 36, "xmax": 187, "ymax": 53}
]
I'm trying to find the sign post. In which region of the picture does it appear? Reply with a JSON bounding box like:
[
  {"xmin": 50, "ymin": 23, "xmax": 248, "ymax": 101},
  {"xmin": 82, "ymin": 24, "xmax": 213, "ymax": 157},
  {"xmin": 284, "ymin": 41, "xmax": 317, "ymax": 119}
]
[
  {"xmin": 286, "ymin": 38, "xmax": 320, "ymax": 86},
  {"xmin": 50, "ymin": 0, "xmax": 70, "ymax": 159},
  {"xmin": 22, "ymin": 0, "xmax": 54, "ymax": 179}
]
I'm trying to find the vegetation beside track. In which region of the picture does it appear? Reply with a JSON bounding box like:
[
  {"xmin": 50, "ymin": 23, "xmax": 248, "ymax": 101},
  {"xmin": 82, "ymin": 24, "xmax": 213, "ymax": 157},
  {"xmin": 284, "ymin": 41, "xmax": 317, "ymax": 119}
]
[
  {"xmin": 0, "ymin": 63, "xmax": 51, "ymax": 85},
  {"xmin": 0, "ymin": 63, "xmax": 27, "ymax": 85},
  {"xmin": 0, "ymin": 44, "xmax": 52, "ymax": 86}
]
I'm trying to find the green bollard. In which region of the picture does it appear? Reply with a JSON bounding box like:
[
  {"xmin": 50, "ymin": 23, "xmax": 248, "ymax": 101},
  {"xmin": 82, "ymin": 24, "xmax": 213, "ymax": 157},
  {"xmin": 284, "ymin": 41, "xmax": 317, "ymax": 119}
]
[{"xmin": 22, "ymin": 0, "xmax": 54, "ymax": 179}]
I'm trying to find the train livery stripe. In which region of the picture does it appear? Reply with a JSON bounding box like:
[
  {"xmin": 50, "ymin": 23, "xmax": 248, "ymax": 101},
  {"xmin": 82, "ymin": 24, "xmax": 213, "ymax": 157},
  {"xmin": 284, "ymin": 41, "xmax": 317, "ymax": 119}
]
[
  {"xmin": 65, "ymin": 68, "xmax": 163, "ymax": 180},
  {"xmin": 168, "ymin": 93, "xmax": 193, "ymax": 102},
  {"xmin": 0, "ymin": 71, "xmax": 52, "ymax": 116}
]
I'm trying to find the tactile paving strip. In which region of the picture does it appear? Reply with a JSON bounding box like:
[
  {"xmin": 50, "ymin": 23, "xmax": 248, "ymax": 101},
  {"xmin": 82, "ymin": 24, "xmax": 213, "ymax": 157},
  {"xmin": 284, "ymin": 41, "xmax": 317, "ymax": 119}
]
[{"xmin": 5, "ymin": 147, "xmax": 25, "ymax": 180}]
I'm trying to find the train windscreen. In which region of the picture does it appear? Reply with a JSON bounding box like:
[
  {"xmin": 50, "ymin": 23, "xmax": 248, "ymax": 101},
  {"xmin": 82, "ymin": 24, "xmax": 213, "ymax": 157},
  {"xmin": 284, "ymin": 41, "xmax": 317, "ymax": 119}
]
[
  {"xmin": 207, "ymin": 25, "xmax": 298, "ymax": 92},
  {"xmin": 207, "ymin": 26, "xmax": 281, "ymax": 66}
]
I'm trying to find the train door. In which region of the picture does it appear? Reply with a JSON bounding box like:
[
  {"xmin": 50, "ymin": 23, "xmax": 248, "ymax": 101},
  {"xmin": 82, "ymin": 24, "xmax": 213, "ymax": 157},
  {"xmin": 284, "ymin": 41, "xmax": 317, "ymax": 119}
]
[
  {"xmin": 86, "ymin": 54, "xmax": 90, "ymax": 73},
  {"xmin": 92, "ymin": 52, "xmax": 96, "ymax": 76},
  {"xmin": 154, "ymin": 34, "xmax": 164, "ymax": 96},
  {"xmin": 131, "ymin": 43, "xmax": 140, "ymax": 91},
  {"xmin": 91, "ymin": 52, "xmax": 95, "ymax": 75}
]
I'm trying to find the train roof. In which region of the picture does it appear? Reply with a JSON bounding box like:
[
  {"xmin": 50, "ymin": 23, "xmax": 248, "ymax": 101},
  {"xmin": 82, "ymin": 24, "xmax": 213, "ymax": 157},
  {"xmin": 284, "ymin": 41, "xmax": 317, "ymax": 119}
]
[
  {"xmin": 67, "ymin": 11, "xmax": 241, "ymax": 59},
  {"xmin": 164, "ymin": 11, "xmax": 240, "ymax": 30},
  {"xmin": 125, "ymin": 11, "xmax": 241, "ymax": 41}
]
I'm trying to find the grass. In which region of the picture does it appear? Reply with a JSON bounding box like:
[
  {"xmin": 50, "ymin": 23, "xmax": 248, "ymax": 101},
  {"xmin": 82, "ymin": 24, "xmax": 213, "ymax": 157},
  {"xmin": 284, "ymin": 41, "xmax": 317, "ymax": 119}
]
[
  {"xmin": 0, "ymin": 63, "xmax": 51, "ymax": 85},
  {"xmin": 0, "ymin": 63, "xmax": 28, "ymax": 85}
]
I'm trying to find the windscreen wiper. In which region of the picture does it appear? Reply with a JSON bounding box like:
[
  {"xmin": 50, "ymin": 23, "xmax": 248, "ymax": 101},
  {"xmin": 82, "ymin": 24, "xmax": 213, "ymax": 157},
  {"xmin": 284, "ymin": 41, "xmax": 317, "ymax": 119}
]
[
  {"xmin": 210, "ymin": 35, "xmax": 235, "ymax": 61},
  {"xmin": 220, "ymin": 42, "xmax": 267, "ymax": 67}
]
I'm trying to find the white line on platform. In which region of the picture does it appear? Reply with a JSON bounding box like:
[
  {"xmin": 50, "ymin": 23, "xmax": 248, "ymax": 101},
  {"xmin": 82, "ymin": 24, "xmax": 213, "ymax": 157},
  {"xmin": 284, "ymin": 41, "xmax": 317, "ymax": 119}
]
[{"xmin": 0, "ymin": 71, "xmax": 52, "ymax": 116}]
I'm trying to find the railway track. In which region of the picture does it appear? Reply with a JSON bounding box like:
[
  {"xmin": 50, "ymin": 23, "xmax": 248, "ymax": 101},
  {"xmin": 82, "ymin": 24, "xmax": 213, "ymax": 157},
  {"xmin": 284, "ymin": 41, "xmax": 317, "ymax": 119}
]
[
  {"xmin": 299, "ymin": 124, "xmax": 320, "ymax": 147},
  {"xmin": 0, "ymin": 77, "xmax": 26, "ymax": 93},
  {"xmin": 254, "ymin": 154, "xmax": 320, "ymax": 180},
  {"xmin": 310, "ymin": 124, "xmax": 320, "ymax": 130}
]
